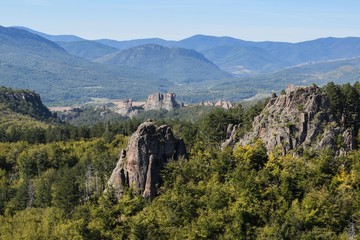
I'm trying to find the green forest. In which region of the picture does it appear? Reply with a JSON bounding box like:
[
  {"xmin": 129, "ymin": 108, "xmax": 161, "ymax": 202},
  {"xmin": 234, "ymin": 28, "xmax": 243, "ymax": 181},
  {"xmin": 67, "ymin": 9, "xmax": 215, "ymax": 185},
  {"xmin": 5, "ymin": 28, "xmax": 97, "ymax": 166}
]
[{"xmin": 1, "ymin": 83, "xmax": 360, "ymax": 239}]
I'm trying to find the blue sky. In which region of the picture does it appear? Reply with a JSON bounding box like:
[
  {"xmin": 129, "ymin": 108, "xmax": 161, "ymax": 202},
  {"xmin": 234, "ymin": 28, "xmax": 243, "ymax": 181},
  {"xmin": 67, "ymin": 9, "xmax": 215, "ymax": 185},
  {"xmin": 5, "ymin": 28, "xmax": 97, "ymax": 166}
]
[{"xmin": 1, "ymin": 0, "xmax": 360, "ymax": 42}]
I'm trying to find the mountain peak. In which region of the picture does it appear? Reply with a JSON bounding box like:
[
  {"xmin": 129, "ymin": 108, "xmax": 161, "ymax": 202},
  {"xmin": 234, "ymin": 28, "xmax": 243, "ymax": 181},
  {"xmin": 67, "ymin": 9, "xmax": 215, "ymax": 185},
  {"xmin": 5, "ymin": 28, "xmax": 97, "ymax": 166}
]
[
  {"xmin": 0, "ymin": 26, "xmax": 65, "ymax": 52},
  {"xmin": 95, "ymin": 43, "xmax": 231, "ymax": 83}
]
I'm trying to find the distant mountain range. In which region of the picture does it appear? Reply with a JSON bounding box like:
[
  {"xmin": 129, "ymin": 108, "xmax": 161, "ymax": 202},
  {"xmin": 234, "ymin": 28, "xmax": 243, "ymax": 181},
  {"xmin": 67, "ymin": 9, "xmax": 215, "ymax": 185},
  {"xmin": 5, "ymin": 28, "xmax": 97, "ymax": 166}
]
[
  {"xmin": 16, "ymin": 26, "xmax": 360, "ymax": 74},
  {"xmin": 0, "ymin": 26, "xmax": 170, "ymax": 104},
  {"xmin": 98, "ymin": 34, "xmax": 360, "ymax": 73},
  {"xmin": 95, "ymin": 44, "xmax": 231, "ymax": 83},
  {"xmin": 0, "ymin": 25, "xmax": 360, "ymax": 105},
  {"xmin": 57, "ymin": 40, "xmax": 119, "ymax": 60},
  {"xmin": 14, "ymin": 26, "xmax": 85, "ymax": 42}
]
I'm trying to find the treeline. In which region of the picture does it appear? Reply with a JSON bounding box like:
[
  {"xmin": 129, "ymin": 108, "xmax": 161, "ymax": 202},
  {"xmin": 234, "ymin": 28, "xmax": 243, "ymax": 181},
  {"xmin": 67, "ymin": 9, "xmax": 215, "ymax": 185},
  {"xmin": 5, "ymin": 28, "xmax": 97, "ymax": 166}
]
[
  {"xmin": 323, "ymin": 81, "xmax": 360, "ymax": 129},
  {"xmin": 0, "ymin": 100, "xmax": 268, "ymax": 148},
  {"xmin": 0, "ymin": 119, "xmax": 141, "ymax": 144}
]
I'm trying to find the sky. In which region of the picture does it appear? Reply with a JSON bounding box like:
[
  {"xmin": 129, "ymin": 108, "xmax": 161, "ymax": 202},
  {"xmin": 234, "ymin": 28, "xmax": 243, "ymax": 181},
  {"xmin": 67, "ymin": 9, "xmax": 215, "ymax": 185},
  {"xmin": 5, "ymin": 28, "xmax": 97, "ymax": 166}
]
[{"xmin": 1, "ymin": 0, "xmax": 360, "ymax": 42}]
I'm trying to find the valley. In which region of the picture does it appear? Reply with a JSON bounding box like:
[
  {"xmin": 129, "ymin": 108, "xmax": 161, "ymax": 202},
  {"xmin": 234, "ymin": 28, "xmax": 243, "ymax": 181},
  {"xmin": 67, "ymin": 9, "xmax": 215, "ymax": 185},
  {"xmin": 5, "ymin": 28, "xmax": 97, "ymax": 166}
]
[
  {"xmin": 1, "ymin": 26, "xmax": 360, "ymax": 106},
  {"xmin": 1, "ymin": 20, "xmax": 360, "ymax": 239}
]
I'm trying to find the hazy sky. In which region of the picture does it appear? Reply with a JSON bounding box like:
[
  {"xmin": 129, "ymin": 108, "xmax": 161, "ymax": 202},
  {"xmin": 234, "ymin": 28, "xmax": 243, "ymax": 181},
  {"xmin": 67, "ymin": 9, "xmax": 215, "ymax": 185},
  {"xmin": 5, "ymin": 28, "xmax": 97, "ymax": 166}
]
[{"xmin": 1, "ymin": 0, "xmax": 360, "ymax": 42}]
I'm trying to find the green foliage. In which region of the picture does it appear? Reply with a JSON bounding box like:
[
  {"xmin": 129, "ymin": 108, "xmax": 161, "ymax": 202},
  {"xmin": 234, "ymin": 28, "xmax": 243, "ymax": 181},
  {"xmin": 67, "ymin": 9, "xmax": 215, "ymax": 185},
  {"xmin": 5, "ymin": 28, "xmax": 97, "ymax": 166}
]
[
  {"xmin": 52, "ymin": 166, "xmax": 80, "ymax": 215},
  {"xmin": 196, "ymin": 107, "xmax": 243, "ymax": 145},
  {"xmin": 2, "ymin": 84, "xmax": 360, "ymax": 238},
  {"xmin": 0, "ymin": 136, "xmax": 123, "ymax": 220},
  {"xmin": 1, "ymin": 134, "xmax": 360, "ymax": 239},
  {"xmin": 0, "ymin": 207, "xmax": 84, "ymax": 239},
  {"xmin": 323, "ymin": 82, "xmax": 360, "ymax": 146},
  {"xmin": 0, "ymin": 86, "xmax": 54, "ymax": 120}
]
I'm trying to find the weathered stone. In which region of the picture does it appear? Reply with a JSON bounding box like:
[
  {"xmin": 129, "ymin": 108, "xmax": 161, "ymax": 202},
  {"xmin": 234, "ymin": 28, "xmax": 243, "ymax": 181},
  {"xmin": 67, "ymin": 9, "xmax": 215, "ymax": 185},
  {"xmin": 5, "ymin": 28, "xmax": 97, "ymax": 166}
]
[
  {"xmin": 143, "ymin": 93, "xmax": 180, "ymax": 111},
  {"xmin": 200, "ymin": 100, "xmax": 234, "ymax": 109},
  {"xmin": 222, "ymin": 124, "xmax": 239, "ymax": 148},
  {"xmin": 238, "ymin": 85, "xmax": 355, "ymax": 155},
  {"xmin": 108, "ymin": 120, "xmax": 186, "ymax": 199}
]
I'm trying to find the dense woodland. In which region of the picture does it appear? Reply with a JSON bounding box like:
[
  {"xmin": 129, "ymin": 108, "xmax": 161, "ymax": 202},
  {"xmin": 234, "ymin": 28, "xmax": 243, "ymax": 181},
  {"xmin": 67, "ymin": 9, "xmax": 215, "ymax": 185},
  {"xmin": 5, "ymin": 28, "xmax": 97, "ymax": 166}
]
[{"xmin": 1, "ymin": 83, "xmax": 360, "ymax": 239}]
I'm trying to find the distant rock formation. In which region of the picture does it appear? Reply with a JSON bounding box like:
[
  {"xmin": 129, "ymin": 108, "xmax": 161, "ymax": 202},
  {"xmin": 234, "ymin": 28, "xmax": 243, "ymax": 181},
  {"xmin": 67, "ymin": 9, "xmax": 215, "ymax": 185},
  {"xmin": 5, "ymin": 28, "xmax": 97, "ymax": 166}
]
[
  {"xmin": 0, "ymin": 87, "xmax": 52, "ymax": 120},
  {"xmin": 143, "ymin": 93, "xmax": 181, "ymax": 111},
  {"xmin": 200, "ymin": 100, "xmax": 234, "ymax": 109},
  {"xmin": 108, "ymin": 120, "xmax": 186, "ymax": 199},
  {"xmin": 116, "ymin": 99, "xmax": 140, "ymax": 118},
  {"xmin": 238, "ymin": 85, "xmax": 356, "ymax": 155}
]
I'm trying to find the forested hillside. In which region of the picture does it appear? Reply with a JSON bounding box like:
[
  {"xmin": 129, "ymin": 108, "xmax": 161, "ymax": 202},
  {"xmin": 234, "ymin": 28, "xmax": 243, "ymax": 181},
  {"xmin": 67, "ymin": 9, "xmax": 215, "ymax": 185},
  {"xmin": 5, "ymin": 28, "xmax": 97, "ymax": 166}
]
[
  {"xmin": 95, "ymin": 44, "xmax": 232, "ymax": 84},
  {"xmin": 0, "ymin": 26, "xmax": 168, "ymax": 104},
  {"xmin": 1, "ymin": 83, "xmax": 360, "ymax": 239}
]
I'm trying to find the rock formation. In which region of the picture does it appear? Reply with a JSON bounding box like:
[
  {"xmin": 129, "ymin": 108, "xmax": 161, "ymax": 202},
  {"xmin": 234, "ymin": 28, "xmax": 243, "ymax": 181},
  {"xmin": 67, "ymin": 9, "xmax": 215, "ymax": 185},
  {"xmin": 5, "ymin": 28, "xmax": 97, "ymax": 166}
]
[
  {"xmin": 143, "ymin": 93, "xmax": 180, "ymax": 111},
  {"xmin": 108, "ymin": 120, "xmax": 186, "ymax": 199},
  {"xmin": 215, "ymin": 100, "xmax": 234, "ymax": 109},
  {"xmin": 116, "ymin": 99, "xmax": 140, "ymax": 118},
  {"xmin": 238, "ymin": 85, "xmax": 356, "ymax": 155},
  {"xmin": 200, "ymin": 100, "xmax": 234, "ymax": 109},
  {"xmin": 222, "ymin": 124, "xmax": 239, "ymax": 148},
  {"xmin": 0, "ymin": 87, "xmax": 52, "ymax": 119}
]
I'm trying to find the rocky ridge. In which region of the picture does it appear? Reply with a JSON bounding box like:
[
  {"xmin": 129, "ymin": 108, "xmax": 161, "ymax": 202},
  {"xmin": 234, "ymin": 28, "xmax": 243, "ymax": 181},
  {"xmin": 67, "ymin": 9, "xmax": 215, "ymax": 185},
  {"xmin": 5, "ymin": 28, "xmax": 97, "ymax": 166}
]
[
  {"xmin": 0, "ymin": 87, "xmax": 52, "ymax": 120},
  {"xmin": 200, "ymin": 100, "xmax": 234, "ymax": 109},
  {"xmin": 108, "ymin": 120, "xmax": 186, "ymax": 199},
  {"xmin": 236, "ymin": 85, "xmax": 356, "ymax": 155}
]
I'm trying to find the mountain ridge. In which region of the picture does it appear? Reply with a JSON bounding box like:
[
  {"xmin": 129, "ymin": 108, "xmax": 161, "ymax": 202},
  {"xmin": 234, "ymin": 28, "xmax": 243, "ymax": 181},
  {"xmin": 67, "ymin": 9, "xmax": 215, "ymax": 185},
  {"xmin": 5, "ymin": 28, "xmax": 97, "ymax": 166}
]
[
  {"xmin": 95, "ymin": 43, "xmax": 232, "ymax": 83},
  {"xmin": 0, "ymin": 26, "xmax": 171, "ymax": 104},
  {"xmin": 13, "ymin": 26, "xmax": 360, "ymax": 74},
  {"xmin": 5, "ymin": 26, "xmax": 360, "ymax": 105},
  {"xmin": 13, "ymin": 26, "xmax": 85, "ymax": 42}
]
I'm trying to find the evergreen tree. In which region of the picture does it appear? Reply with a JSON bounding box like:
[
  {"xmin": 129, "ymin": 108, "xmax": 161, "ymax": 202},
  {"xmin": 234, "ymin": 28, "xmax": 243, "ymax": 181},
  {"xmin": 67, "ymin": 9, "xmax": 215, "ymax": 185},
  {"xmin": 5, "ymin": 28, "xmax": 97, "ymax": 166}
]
[{"xmin": 52, "ymin": 166, "xmax": 80, "ymax": 215}]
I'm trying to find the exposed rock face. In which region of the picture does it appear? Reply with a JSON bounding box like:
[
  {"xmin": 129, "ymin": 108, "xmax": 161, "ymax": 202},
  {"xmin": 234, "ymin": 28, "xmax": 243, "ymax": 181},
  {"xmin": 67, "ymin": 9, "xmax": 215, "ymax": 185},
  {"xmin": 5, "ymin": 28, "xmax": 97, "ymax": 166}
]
[
  {"xmin": 108, "ymin": 120, "xmax": 186, "ymax": 199},
  {"xmin": 143, "ymin": 93, "xmax": 180, "ymax": 111},
  {"xmin": 200, "ymin": 100, "xmax": 234, "ymax": 109},
  {"xmin": 222, "ymin": 124, "xmax": 239, "ymax": 148},
  {"xmin": 116, "ymin": 99, "xmax": 140, "ymax": 118},
  {"xmin": 239, "ymin": 85, "xmax": 356, "ymax": 155},
  {"xmin": 215, "ymin": 100, "xmax": 234, "ymax": 109},
  {"xmin": 0, "ymin": 87, "xmax": 52, "ymax": 119}
]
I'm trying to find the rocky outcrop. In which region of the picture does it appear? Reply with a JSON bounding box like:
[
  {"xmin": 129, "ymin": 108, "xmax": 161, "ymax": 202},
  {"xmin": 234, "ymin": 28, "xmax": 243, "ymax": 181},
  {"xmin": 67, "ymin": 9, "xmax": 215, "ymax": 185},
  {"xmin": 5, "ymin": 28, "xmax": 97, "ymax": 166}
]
[
  {"xmin": 222, "ymin": 124, "xmax": 239, "ymax": 148},
  {"xmin": 116, "ymin": 99, "xmax": 140, "ymax": 118},
  {"xmin": 0, "ymin": 87, "xmax": 52, "ymax": 119},
  {"xmin": 200, "ymin": 100, "xmax": 234, "ymax": 109},
  {"xmin": 239, "ymin": 85, "xmax": 356, "ymax": 155},
  {"xmin": 215, "ymin": 100, "xmax": 234, "ymax": 109},
  {"xmin": 108, "ymin": 120, "xmax": 186, "ymax": 199},
  {"xmin": 143, "ymin": 93, "xmax": 181, "ymax": 111}
]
